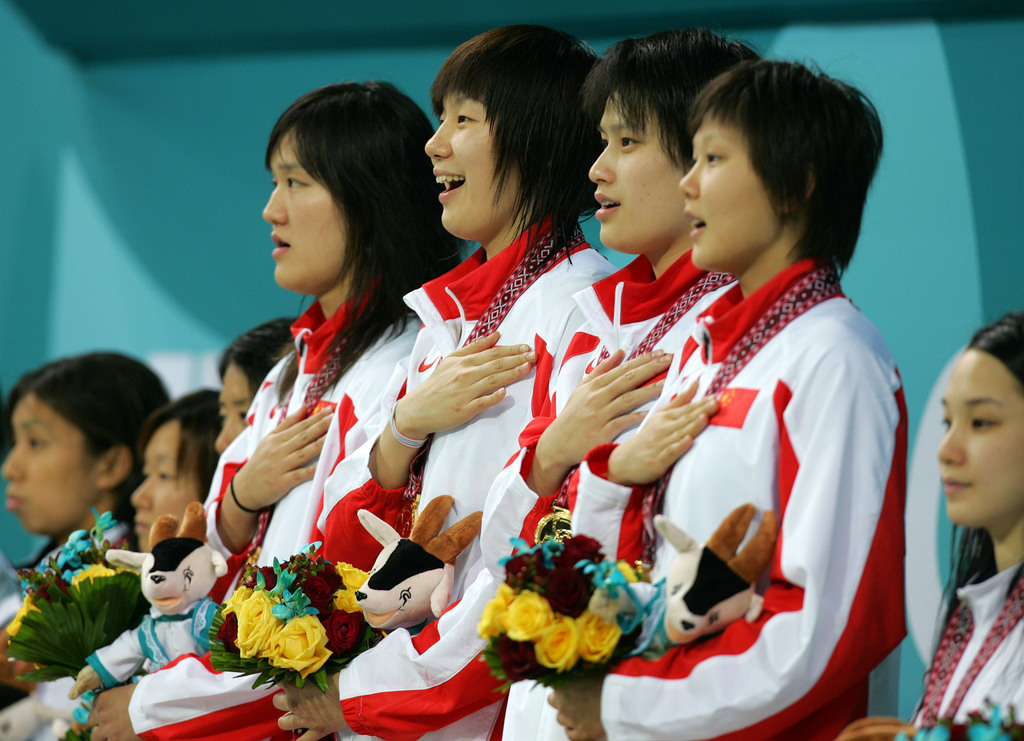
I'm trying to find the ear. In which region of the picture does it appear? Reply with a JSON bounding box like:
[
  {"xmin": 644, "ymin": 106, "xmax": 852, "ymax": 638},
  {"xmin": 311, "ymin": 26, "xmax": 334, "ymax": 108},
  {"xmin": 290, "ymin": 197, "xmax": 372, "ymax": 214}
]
[
  {"xmin": 211, "ymin": 549, "xmax": 229, "ymax": 577},
  {"xmin": 92, "ymin": 443, "xmax": 133, "ymax": 492},
  {"xmin": 728, "ymin": 510, "xmax": 779, "ymax": 584},
  {"xmin": 429, "ymin": 564, "xmax": 455, "ymax": 619},
  {"xmin": 178, "ymin": 501, "xmax": 207, "ymax": 542},
  {"xmin": 706, "ymin": 504, "xmax": 755, "ymax": 561},
  {"xmin": 409, "ymin": 496, "xmax": 454, "ymax": 546},
  {"xmin": 357, "ymin": 509, "xmax": 401, "ymax": 548},
  {"xmin": 425, "ymin": 511, "xmax": 482, "ymax": 564},
  {"xmin": 105, "ymin": 549, "xmax": 148, "ymax": 571},
  {"xmin": 149, "ymin": 514, "xmax": 180, "ymax": 549},
  {"xmin": 654, "ymin": 515, "xmax": 698, "ymax": 554}
]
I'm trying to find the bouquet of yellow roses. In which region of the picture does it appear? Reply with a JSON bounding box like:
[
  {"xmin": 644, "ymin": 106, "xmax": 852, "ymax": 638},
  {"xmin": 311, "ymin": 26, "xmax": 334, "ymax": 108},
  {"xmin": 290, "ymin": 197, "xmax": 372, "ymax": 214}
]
[
  {"xmin": 6, "ymin": 511, "xmax": 149, "ymax": 682},
  {"xmin": 479, "ymin": 534, "xmax": 644, "ymax": 689},
  {"xmin": 208, "ymin": 545, "xmax": 382, "ymax": 692}
]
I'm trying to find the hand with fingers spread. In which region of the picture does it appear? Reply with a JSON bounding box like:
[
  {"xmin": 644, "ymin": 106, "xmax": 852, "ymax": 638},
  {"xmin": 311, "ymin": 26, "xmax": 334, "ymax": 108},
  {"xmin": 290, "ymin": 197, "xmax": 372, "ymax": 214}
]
[
  {"xmin": 219, "ymin": 407, "xmax": 333, "ymax": 553},
  {"xmin": 549, "ymin": 673, "xmax": 608, "ymax": 741},
  {"xmin": 370, "ymin": 332, "xmax": 537, "ymax": 489},
  {"xmin": 529, "ymin": 350, "xmax": 672, "ymax": 495},
  {"xmin": 607, "ymin": 381, "xmax": 719, "ymax": 486},
  {"xmin": 274, "ymin": 673, "xmax": 348, "ymax": 741}
]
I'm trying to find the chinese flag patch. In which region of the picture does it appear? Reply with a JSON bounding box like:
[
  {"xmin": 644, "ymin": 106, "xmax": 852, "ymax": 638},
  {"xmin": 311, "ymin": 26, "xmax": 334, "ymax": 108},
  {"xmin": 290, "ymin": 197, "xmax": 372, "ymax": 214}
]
[
  {"xmin": 709, "ymin": 387, "xmax": 758, "ymax": 428},
  {"xmin": 308, "ymin": 399, "xmax": 338, "ymax": 416}
]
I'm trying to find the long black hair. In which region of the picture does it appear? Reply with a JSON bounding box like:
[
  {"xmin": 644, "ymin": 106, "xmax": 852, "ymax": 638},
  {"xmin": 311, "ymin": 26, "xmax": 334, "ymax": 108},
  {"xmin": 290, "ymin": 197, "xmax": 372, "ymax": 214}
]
[
  {"xmin": 268, "ymin": 82, "xmax": 460, "ymax": 398},
  {"xmin": 943, "ymin": 312, "xmax": 1024, "ymax": 624}
]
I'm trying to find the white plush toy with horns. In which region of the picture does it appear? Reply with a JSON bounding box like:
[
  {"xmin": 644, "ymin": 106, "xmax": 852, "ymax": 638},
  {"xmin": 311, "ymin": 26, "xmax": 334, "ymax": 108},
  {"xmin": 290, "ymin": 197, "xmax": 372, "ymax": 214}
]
[{"xmin": 69, "ymin": 501, "xmax": 227, "ymax": 698}]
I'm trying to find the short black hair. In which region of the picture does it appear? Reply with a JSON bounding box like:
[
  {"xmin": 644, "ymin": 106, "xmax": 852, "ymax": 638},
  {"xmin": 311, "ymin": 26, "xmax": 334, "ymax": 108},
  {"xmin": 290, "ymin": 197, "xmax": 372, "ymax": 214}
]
[
  {"xmin": 5, "ymin": 353, "xmax": 169, "ymax": 529},
  {"xmin": 583, "ymin": 28, "xmax": 758, "ymax": 167},
  {"xmin": 688, "ymin": 60, "xmax": 883, "ymax": 274},
  {"xmin": 430, "ymin": 25, "xmax": 600, "ymax": 257},
  {"xmin": 267, "ymin": 82, "xmax": 460, "ymax": 399},
  {"xmin": 218, "ymin": 318, "xmax": 293, "ymax": 396},
  {"xmin": 968, "ymin": 311, "xmax": 1024, "ymax": 391},
  {"xmin": 138, "ymin": 389, "xmax": 221, "ymax": 507}
]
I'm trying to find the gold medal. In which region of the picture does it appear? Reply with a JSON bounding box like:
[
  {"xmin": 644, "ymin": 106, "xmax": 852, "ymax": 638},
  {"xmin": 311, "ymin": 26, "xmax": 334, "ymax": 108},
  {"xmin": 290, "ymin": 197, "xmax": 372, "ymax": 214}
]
[{"xmin": 534, "ymin": 505, "xmax": 572, "ymax": 544}]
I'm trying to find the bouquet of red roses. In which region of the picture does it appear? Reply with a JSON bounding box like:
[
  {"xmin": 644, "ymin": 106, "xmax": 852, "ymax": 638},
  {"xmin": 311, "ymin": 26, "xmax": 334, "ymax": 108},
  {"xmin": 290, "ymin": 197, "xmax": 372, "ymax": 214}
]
[
  {"xmin": 479, "ymin": 534, "xmax": 643, "ymax": 690},
  {"xmin": 208, "ymin": 545, "xmax": 382, "ymax": 692}
]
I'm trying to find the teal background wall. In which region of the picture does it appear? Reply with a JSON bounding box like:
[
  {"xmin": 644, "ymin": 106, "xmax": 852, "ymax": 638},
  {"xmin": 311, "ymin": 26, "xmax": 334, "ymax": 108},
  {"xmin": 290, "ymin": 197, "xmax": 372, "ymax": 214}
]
[{"xmin": 2, "ymin": 0, "xmax": 1022, "ymax": 719}]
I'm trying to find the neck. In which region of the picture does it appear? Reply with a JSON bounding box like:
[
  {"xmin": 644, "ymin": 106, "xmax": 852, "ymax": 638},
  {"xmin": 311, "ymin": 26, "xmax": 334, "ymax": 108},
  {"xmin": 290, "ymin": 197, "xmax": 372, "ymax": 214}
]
[
  {"xmin": 479, "ymin": 221, "xmax": 525, "ymax": 261},
  {"xmin": 648, "ymin": 240, "xmax": 692, "ymax": 280},
  {"xmin": 991, "ymin": 521, "xmax": 1024, "ymax": 573}
]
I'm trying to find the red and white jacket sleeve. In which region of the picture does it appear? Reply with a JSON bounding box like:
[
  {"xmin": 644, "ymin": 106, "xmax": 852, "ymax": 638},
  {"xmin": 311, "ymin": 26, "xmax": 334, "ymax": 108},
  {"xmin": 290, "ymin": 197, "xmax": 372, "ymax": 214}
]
[{"xmin": 575, "ymin": 329, "xmax": 908, "ymax": 740}]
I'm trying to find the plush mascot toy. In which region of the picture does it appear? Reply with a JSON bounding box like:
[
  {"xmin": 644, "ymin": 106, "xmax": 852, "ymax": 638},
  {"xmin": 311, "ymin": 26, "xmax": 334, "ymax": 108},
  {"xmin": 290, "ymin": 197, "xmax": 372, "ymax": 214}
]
[
  {"xmin": 354, "ymin": 495, "xmax": 482, "ymax": 631},
  {"xmin": 69, "ymin": 501, "xmax": 227, "ymax": 698},
  {"xmin": 590, "ymin": 504, "xmax": 778, "ymax": 658}
]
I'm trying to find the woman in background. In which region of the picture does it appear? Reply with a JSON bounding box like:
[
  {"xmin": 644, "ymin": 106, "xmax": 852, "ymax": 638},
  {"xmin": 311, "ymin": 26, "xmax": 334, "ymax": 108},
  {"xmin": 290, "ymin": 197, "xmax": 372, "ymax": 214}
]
[
  {"xmin": 1, "ymin": 352, "xmax": 167, "ymax": 741},
  {"xmin": 215, "ymin": 318, "xmax": 293, "ymax": 455},
  {"xmin": 132, "ymin": 389, "xmax": 221, "ymax": 552}
]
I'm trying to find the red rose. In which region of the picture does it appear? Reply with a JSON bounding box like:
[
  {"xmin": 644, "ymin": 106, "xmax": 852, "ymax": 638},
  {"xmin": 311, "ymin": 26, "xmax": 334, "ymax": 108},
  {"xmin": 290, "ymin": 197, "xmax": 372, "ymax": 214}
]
[
  {"xmin": 322, "ymin": 609, "xmax": 365, "ymax": 654},
  {"xmin": 216, "ymin": 613, "xmax": 240, "ymax": 653},
  {"xmin": 544, "ymin": 566, "xmax": 591, "ymax": 617},
  {"xmin": 559, "ymin": 535, "xmax": 603, "ymax": 568},
  {"xmin": 503, "ymin": 553, "xmax": 533, "ymax": 588},
  {"xmin": 301, "ymin": 575, "xmax": 336, "ymax": 615},
  {"xmin": 495, "ymin": 636, "xmax": 545, "ymax": 682}
]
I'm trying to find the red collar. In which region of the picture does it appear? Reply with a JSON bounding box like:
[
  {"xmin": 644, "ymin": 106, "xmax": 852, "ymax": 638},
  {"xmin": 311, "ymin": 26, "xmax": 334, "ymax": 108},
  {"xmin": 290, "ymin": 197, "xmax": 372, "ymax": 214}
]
[
  {"xmin": 699, "ymin": 259, "xmax": 840, "ymax": 364},
  {"xmin": 290, "ymin": 299, "xmax": 355, "ymax": 374},
  {"xmin": 590, "ymin": 251, "xmax": 706, "ymax": 325},
  {"xmin": 419, "ymin": 222, "xmax": 585, "ymax": 322}
]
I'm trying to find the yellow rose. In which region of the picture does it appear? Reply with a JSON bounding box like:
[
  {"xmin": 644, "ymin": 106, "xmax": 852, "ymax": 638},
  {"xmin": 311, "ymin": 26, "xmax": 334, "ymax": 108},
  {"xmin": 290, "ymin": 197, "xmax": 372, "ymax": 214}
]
[
  {"xmin": 222, "ymin": 586, "xmax": 254, "ymax": 617},
  {"xmin": 504, "ymin": 590, "xmax": 554, "ymax": 642},
  {"xmin": 576, "ymin": 609, "xmax": 622, "ymax": 664},
  {"xmin": 477, "ymin": 584, "xmax": 516, "ymax": 639},
  {"xmin": 334, "ymin": 563, "xmax": 369, "ymax": 614},
  {"xmin": 71, "ymin": 564, "xmax": 117, "ymax": 587},
  {"xmin": 6, "ymin": 598, "xmax": 38, "ymax": 637},
  {"xmin": 534, "ymin": 614, "xmax": 580, "ymax": 672},
  {"xmin": 263, "ymin": 614, "xmax": 331, "ymax": 678},
  {"xmin": 616, "ymin": 561, "xmax": 641, "ymax": 583},
  {"xmin": 234, "ymin": 591, "xmax": 282, "ymax": 659},
  {"xmin": 336, "ymin": 563, "xmax": 368, "ymax": 591}
]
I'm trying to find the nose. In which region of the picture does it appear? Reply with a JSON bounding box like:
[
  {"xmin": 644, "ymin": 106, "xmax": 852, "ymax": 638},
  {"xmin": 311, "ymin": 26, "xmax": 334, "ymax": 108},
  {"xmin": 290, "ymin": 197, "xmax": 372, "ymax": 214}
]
[
  {"xmin": 131, "ymin": 476, "xmax": 152, "ymax": 509},
  {"xmin": 2, "ymin": 446, "xmax": 21, "ymax": 482},
  {"xmin": 215, "ymin": 420, "xmax": 232, "ymax": 455},
  {"xmin": 679, "ymin": 162, "xmax": 699, "ymax": 197},
  {"xmin": 589, "ymin": 148, "xmax": 612, "ymax": 185},
  {"xmin": 263, "ymin": 187, "xmax": 285, "ymax": 225},
  {"xmin": 355, "ymin": 591, "xmax": 367, "ymax": 601},
  {"xmin": 425, "ymin": 122, "xmax": 451, "ymax": 160},
  {"xmin": 938, "ymin": 422, "xmax": 963, "ymax": 467}
]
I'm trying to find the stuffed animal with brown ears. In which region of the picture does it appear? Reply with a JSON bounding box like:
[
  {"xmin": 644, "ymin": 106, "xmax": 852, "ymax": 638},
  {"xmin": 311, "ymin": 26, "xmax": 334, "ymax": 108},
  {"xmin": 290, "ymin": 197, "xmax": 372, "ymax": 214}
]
[
  {"xmin": 657, "ymin": 503, "xmax": 779, "ymax": 646},
  {"xmin": 354, "ymin": 495, "xmax": 482, "ymax": 631},
  {"xmin": 597, "ymin": 503, "xmax": 779, "ymax": 659},
  {"xmin": 69, "ymin": 501, "xmax": 227, "ymax": 699}
]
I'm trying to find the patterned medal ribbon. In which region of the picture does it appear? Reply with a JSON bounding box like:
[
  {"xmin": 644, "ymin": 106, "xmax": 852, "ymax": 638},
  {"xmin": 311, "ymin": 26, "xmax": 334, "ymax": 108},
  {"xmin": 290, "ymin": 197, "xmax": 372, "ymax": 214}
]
[
  {"xmin": 545, "ymin": 271, "xmax": 734, "ymax": 531},
  {"xmin": 639, "ymin": 264, "xmax": 841, "ymax": 566},
  {"xmin": 919, "ymin": 569, "xmax": 1024, "ymax": 725},
  {"xmin": 402, "ymin": 226, "xmax": 585, "ymax": 516},
  {"xmin": 303, "ymin": 341, "xmax": 345, "ymax": 414}
]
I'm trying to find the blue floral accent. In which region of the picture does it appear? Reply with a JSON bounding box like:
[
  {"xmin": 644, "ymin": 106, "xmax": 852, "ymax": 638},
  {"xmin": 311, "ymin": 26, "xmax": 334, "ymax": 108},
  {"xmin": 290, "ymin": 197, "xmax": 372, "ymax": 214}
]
[
  {"xmin": 271, "ymin": 587, "xmax": 319, "ymax": 621},
  {"xmin": 90, "ymin": 509, "xmax": 115, "ymax": 542}
]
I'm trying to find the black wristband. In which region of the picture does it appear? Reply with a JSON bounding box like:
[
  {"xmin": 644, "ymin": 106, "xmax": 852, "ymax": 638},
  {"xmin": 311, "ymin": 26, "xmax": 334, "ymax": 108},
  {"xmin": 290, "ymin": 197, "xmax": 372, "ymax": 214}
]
[{"xmin": 230, "ymin": 478, "xmax": 263, "ymax": 514}]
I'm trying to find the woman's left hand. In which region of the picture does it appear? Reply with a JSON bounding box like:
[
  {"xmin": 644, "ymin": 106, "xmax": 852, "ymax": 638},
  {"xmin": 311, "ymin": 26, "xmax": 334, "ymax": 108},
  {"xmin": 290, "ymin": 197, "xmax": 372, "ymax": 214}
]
[
  {"xmin": 89, "ymin": 683, "xmax": 143, "ymax": 741},
  {"xmin": 275, "ymin": 673, "xmax": 349, "ymax": 741}
]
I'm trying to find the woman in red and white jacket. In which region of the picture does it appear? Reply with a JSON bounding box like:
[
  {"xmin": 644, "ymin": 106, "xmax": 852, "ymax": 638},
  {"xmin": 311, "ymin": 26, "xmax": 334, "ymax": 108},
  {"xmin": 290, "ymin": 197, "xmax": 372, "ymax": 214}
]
[
  {"xmin": 280, "ymin": 25, "xmax": 614, "ymax": 741},
  {"xmin": 552, "ymin": 60, "xmax": 907, "ymax": 741},
  {"xmin": 88, "ymin": 81, "xmax": 459, "ymax": 741}
]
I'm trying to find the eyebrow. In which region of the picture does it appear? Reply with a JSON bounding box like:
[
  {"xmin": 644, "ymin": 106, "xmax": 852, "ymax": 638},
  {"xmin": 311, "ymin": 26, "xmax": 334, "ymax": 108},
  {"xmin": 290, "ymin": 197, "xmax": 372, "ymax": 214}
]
[{"xmin": 941, "ymin": 397, "xmax": 1004, "ymax": 408}]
